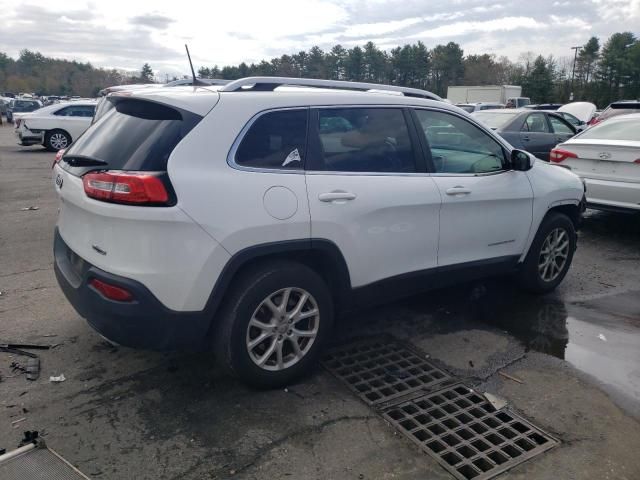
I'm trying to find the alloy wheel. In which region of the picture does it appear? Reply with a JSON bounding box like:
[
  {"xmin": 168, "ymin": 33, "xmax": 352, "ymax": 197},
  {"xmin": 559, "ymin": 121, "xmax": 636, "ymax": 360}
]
[
  {"xmin": 538, "ymin": 228, "xmax": 570, "ymax": 282},
  {"xmin": 50, "ymin": 133, "xmax": 68, "ymax": 150},
  {"xmin": 246, "ymin": 287, "xmax": 320, "ymax": 371}
]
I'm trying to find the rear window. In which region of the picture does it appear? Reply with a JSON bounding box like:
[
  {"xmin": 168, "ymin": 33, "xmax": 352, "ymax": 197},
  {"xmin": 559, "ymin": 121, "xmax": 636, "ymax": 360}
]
[
  {"xmin": 578, "ymin": 118, "xmax": 640, "ymax": 141},
  {"xmin": 599, "ymin": 104, "xmax": 640, "ymax": 121},
  {"xmin": 471, "ymin": 111, "xmax": 519, "ymax": 129},
  {"xmin": 13, "ymin": 100, "xmax": 40, "ymax": 112},
  {"xmin": 62, "ymin": 98, "xmax": 202, "ymax": 176}
]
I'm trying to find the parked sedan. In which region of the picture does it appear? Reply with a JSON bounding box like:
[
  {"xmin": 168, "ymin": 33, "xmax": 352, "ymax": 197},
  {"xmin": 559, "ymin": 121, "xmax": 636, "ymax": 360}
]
[
  {"xmin": 15, "ymin": 100, "xmax": 96, "ymax": 151},
  {"xmin": 472, "ymin": 110, "xmax": 576, "ymax": 161},
  {"xmin": 550, "ymin": 113, "xmax": 640, "ymax": 212}
]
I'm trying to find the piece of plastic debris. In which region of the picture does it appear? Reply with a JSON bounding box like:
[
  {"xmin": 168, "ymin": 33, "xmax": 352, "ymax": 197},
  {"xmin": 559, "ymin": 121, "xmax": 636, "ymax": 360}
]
[
  {"xmin": 20, "ymin": 206, "xmax": 39, "ymax": 211},
  {"xmin": 284, "ymin": 388, "xmax": 289, "ymax": 393},
  {"xmin": 49, "ymin": 374, "xmax": 66, "ymax": 383},
  {"xmin": 498, "ymin": 371, "xmax": 524, "ymax": 384},
  {"xmin": 11, "ymin": 417, "xmax": 26, "ymax": 426},
  {"xmin": 483, "ymin": 392, "xmax": 508, "ymax": 411},
  {"xmin": 598, "ymin": 334, "xmax": 607, "ymax": 342}
]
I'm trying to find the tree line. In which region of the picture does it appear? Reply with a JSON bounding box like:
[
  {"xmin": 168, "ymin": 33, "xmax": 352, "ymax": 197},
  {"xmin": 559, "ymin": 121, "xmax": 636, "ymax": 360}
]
[
  {"xmin": 1, "ymin": 31, "xmax": 638, "ymax": 107},
  {"xmin": 0, "ymin": 51, "xmax": 153, "ymax": 97},
  {"xmin": 198, "ymin": 32, "xmax": 639, "ymax": 107}
]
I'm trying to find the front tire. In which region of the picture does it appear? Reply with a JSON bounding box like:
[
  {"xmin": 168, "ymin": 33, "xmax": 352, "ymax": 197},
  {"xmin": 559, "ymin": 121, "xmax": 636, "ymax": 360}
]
[
  {"xmin": 214, "ymin": 261, "xmax": 334, "ymax": 388},
  {"xmin": 518, "ymin": 212, "xmax": 576, "ymax": 293},
  {"xmin": 44, "ymin": 130, "xmax": 71, "ymax": 152}
]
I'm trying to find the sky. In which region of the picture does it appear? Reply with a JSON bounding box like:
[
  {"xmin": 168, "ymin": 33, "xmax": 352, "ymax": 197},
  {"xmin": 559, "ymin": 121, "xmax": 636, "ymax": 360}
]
[{"xmin": 1, "ymin": 0, "xmax": 639, "ymax": 79}]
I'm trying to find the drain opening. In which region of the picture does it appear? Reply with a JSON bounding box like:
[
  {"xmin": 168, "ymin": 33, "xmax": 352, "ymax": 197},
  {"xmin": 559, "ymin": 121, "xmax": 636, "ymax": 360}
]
[
  {"xmin": 383, "ymin": 383, "xmax": 557, "ymax": 480},
  {"xmin": 322, "ymin": 338, "xmax": 451, "ymax": 406}
]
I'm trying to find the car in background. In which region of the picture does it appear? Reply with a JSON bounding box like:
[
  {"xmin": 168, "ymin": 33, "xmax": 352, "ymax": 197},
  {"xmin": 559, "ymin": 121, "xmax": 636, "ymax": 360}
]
[
  {"xmin": 524, "ymin": 103, "xmax": 564, "ymax": 111},
  {"xmin": 15, "ymin": 100, "xmax": 96, "ymax": 151},
  {"xmin": 536, "ymin": 102, "xmax": 597, "ymax": 133},
  {"xmin": 472, "ymin": 109, "xmax": 577, "ymax": 161},
  {"xmin": 591, "ymin": 101, "xmax": 640, "ymax": 125},
  {"xmin": 550, "ymin": 113, "xmax": 640, "ymax": 212},
  {"xmin": 456, "ymin": 102, "xmax": 505, "ymax": 113},
  {"xmin": 6, "ymin": 98, "xmax": 43, "ymax": 123}
]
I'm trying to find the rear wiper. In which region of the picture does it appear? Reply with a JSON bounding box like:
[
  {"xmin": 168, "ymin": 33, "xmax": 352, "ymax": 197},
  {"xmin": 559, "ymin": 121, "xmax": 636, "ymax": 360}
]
[{"xmin": 62, "ymin": 155, "xmax": 108, "ymax": 167}]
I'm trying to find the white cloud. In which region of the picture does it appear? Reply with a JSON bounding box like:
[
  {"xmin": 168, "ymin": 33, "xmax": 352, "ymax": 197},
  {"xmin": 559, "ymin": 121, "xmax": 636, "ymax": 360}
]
[{"xmin": 410, "ymin": 16, "xmax": 545, "ymax": 39}]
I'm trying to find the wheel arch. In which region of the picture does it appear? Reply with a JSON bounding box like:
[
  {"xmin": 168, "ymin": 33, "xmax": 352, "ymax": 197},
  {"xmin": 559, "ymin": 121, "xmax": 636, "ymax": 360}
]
[
  {"xmin": 45, "ymin": 128, "xmax": 73, "ymax": 146},
  {"xmin": 204, "ymin": 239, "xmax": 352, "ymax": 322}
]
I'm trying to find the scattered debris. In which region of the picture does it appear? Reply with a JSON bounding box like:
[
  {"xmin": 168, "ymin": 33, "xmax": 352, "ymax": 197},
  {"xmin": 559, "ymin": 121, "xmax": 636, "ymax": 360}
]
[
  {"xmin": 49, "ymin": 374, "xmax": 66, "ymax": 383},
  {"xmin": 20, "ymin": 206, "xmax": 39, "ymax": 211},
  {"xmin": 1, "ymin": 343, "xmax": 43, "ymax": 381},
  {"xmin": 598, "ymin": 281, "xmax": 616, "ymax": 288},
  {"xmin": 11, "ymin": 417, "xmax": 26, "ymax": 427},
  {"xmin": 598, "ymin": 333, "xmax": 607, "ymax": 342},
  {"xmin": 283, "ymin": 388, "xmax": 289, "ymax": 393},
  {"xmin": 484, "ymin": 392, "xmax": 508, "ymax": 410},
  {"xmin": 468, "ymin": 360, "xmax": 475, "ymax": 368},
  {"xmin": 499, "ymin": 371, "xmax": 524, "ymax": 384}
]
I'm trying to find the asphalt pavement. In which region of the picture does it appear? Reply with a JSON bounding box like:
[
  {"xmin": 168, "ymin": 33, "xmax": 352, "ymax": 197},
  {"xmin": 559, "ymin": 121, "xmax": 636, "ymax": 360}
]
[{"xmin": 1, "ymin": 121, "xmax": 640, "ymax": 480}]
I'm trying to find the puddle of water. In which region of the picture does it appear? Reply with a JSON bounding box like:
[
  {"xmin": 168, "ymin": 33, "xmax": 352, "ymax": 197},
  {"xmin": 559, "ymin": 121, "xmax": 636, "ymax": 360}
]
[{"xmin": 340, "ymin": 281, "xmax": 640, "ymax": 417}]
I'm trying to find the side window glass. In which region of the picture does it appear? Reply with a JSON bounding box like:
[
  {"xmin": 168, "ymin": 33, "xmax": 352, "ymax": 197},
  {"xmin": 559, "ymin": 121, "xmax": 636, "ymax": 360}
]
[
  {"xmin": 54, "ymin": 107, "xmax": 70, "ymax": 116},
  {"xmin": 415, "ymin": 109, "xmax": 506, "ymax": 174},
  {"xmin": 523, "ymin": 113, "xmax": 549, "ymax": 133},
  {"xmin": 549, "ymin": 116, "xmax": 573, "ymax": 134},
  {"xmin": 316, "ymin": 108, "xmax": 416, "ymax": 173},
  {"xmin": 236, "ymin": 109, "xmax": 307, "ymax": 170}
]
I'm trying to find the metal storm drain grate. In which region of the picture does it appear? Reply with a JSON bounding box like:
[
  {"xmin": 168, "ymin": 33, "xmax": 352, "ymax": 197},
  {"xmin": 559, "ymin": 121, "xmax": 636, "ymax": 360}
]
[
  {"xmin": 322, "ymin": 338, "xmax": 451, "ymax": 406},
  {"xmin": 382, "ymin": 383, "xmax": 558, "ymax": 480}
]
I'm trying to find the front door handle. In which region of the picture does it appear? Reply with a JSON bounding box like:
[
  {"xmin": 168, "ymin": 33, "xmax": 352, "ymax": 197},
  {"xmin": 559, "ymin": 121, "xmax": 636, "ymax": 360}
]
[
  {"xmin": 445, "ymin": 186, "xmax": 471, "ymax": 196},
  {"xmin": 318, "ymin": 191, "xmax": 357, "ymax": 202},
  {"xmin": 522, "ymin": 135, "xmax": 530, "ymax": 141}
]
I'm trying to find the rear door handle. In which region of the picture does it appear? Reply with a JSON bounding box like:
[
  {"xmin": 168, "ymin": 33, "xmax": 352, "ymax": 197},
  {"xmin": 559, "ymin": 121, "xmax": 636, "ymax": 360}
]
[
  {"xmin": 522, "ymin": 135, "xmax": 530, "ymax": 141},
  {"xmin": 318, "ymin": 191, "xmax": 357, "ymax": 202},
  {"xmin": 445, "ymin": 186, "xmax": 471, "ymax": 196}
]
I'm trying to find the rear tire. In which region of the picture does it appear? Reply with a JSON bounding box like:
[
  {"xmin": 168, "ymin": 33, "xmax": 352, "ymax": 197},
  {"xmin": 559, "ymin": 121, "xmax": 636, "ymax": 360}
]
[
  {"xmin": 214, "ymin": 261, "xmax": 334, "ymax": 389},
  {"xmin": 518, "ymin": 212, "xmax": 576, "ymax": 293},
  {"xmin": 44, "ymin": 130, "xmax": 71, "ymax": 152}
]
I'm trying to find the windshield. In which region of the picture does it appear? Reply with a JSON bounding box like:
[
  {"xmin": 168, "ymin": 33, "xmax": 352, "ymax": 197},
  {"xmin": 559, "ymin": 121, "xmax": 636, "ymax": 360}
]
[
  {"xmin": 471, "ymin": 111, "xmax": 519, "ymax": 129},
  {"xmin": 578, "ymin": 117, "xmax": 640, "ymax": 141}
]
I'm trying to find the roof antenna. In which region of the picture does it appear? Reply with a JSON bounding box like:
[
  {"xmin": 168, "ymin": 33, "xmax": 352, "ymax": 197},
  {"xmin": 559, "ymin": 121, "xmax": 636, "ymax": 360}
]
[{"xmin": 184, "ymin": 44, "xmax": 202, "ymax": 86}]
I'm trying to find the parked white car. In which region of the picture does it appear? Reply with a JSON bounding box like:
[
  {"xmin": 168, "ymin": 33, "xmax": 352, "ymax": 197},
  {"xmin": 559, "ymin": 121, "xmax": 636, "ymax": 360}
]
[
  {"xmin": 550, "ymin": 113, "xmax": 640, "ymax": 212},
  {"xmin": 456, "ymin": 102, "xmax": 505, "ymax": 113},
  {"xmin": 15, "ymin": 100, "xmax": 97, "ymax": 151},
  {"xmin": 52, "ymin": 77, "xmax": 585, "ymax": 387}
]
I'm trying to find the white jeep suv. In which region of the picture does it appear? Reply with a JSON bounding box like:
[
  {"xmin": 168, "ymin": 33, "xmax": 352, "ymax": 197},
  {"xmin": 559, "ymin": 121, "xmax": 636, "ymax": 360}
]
[{"xmin": 52, "ymin": 77, "xmax": 585, "ymax": 387}]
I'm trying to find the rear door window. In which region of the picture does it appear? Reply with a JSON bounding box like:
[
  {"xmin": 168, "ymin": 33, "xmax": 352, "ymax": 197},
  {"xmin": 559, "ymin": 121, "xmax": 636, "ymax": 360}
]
[
  {"xmin": 61, "ymin": 98, "xmax": 202, "ymax": 176},
  {"xmin": 311, "ymin": 108, "xmax": 417, "ymax": 173},
  {"xmin": 235, "ymin": 109, "xmax": 307, "ymax": 170},
  {"xmin": 522, "ymin": 113, "xmax": 549, "ymax": 133}
]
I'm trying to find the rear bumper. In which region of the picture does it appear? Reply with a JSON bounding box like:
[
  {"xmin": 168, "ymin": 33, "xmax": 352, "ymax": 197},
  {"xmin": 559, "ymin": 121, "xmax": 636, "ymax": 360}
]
[
  {"xmin": 583, "ymin": 177, "xmax": 640, "ymax": 212},
  {"xmin": 15, "ymin": 129, "xmax": 42, "ymax": 145},
  {"xmin": 53, "ymin": 228, "xmax": 212, "ymax": 351}
]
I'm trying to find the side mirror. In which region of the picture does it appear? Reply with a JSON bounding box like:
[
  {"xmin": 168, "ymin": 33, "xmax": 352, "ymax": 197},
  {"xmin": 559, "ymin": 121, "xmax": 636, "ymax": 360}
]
[{"xmin": 511, "ymin": 149, "xmax": 533, "ymax": 171}]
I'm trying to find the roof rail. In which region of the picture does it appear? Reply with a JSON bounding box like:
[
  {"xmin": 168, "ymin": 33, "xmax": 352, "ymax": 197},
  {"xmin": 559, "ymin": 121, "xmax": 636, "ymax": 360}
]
[{"xmin": 219, "ymin": 76, "xmax": 442, "ymax": 101}]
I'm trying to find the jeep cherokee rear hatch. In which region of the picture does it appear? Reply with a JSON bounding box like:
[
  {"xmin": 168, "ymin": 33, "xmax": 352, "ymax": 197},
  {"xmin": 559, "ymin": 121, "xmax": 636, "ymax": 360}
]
[{"xmin": 53, "ymin": 94, "xmax": 224, "ymax": 314}]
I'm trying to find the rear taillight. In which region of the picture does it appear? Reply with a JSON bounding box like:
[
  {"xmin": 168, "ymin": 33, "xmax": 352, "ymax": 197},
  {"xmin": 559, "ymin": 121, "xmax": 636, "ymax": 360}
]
[
  {"xmin": 82, "ymin": 171, "xmax": 169, "ymax": 205},
  {"xmin": 89, "ymin": 278, "xmax": 134, "ymax": 302},
  {"xmin": 52, "ymin": 149, "xmax": 65, "ymax": 168},
  {"xmin": 550, "ymin": 148, "xmax": 578, "ymax": 163}
]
